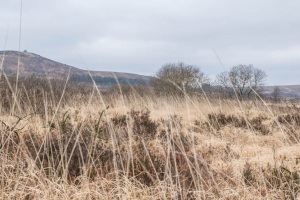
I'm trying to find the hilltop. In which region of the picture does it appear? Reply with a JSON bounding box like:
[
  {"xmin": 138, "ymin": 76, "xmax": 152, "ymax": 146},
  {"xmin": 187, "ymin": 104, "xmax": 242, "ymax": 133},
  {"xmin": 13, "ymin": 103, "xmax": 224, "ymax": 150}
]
[{"xmin": 0, "ymin": 50, "xmax": 150, "ymax": 83}]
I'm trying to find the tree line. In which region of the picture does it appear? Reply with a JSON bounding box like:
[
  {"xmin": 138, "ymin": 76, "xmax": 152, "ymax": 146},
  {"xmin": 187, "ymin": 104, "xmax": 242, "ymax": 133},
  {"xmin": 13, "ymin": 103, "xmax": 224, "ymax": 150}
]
[
  {"xmin": 151, "ymin": 62, "xmax": 268, "ymax": 100},
  {"xmin": 70, "ymin": 62, "xmax": 272, "ymax": 100},
  {"xmin": 70, "ymin": 74, "xmax": 146, "ymax": 85}
]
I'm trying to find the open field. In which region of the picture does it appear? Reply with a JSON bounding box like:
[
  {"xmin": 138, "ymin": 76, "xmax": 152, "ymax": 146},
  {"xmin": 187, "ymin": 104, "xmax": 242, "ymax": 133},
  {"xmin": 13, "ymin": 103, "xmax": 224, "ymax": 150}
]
[{"xmin": 1, "ymin": 76, "xmax": 300, "ymax": 199}]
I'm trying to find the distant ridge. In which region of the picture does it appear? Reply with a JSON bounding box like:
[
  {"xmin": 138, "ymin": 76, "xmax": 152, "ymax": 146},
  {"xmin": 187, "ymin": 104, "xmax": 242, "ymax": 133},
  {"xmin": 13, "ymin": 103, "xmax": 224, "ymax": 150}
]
[
  {"xmin": 262, "ymin": 85, "xmax": 300, "ymax": 98},
  {"xmin": 0, "ymin": 50, "xmax": 150, "ymax": 81}
]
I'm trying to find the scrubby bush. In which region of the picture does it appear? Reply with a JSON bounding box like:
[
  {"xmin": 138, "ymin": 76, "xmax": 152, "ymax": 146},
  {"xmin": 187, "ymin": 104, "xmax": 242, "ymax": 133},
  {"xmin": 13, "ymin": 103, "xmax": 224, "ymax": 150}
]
[{"xmin": 151, "ymin": 62, "xmax": 210, "ymax": 96}]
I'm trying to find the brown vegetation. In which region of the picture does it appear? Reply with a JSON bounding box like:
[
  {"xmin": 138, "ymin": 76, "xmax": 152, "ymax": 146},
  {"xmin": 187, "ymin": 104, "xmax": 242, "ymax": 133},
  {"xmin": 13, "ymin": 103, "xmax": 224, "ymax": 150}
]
[{"xmin": 1, "ymin": 74, "xmax": 300, "ymax": 199}]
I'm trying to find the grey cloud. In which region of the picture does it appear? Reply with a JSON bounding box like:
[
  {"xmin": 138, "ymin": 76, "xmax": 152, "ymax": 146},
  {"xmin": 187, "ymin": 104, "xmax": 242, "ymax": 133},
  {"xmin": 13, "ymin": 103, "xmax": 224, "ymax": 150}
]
[{"xmin": 1, "ymin": 0, "xmax": 300, "ymax": 85}]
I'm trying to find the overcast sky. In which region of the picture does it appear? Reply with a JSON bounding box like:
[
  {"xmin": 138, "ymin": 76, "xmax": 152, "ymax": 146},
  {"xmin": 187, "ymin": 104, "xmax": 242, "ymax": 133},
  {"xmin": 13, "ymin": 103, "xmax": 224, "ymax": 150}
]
[{"xmin": 1, "ymin": 0, "xmax": 300, "ymax": 85}]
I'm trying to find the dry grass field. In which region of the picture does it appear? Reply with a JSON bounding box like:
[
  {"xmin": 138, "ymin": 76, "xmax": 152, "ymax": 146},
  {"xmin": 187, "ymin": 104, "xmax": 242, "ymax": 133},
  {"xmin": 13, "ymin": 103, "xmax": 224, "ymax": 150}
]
[{"xmin": 1, "ymin": 75, "xmax": 300, "ymax": 199}]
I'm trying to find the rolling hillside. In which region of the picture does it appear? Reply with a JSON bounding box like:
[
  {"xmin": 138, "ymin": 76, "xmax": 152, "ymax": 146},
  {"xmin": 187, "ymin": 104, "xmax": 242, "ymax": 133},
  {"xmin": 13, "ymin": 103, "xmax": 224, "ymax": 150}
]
[{"xmin": 0, "ymin": 50, "xmax": 150, "ymax": 84}]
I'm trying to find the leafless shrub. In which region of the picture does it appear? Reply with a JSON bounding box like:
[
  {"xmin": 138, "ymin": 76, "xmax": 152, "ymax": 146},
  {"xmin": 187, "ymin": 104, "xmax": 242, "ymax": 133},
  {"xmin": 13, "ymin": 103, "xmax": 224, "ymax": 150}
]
[
  {"xmin": 216, "ymin": 64, "xmax": 267, "ymax": 100},
  {"xmin": 151, "ymin": 62, "xmax": 210, "ymax": 96}
]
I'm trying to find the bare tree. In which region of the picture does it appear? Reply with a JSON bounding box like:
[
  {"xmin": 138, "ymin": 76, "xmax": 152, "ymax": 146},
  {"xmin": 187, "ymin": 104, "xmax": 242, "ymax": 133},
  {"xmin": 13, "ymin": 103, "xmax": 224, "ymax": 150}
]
[
  {"xmin": 151, "ymin": 62, "xmax": 209, "ymax": 95},
  {"xmin": 216, "ymin": 65, "xmax": 267, "ymax": 100},
  {"xmin": 271, "ymin": 86, "xmax": 281, "ymax": 103}
]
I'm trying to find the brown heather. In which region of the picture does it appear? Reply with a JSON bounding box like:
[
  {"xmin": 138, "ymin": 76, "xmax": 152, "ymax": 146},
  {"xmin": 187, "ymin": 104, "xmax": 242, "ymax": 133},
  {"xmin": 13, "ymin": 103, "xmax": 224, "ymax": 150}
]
[{"xmin": 1, "ymin": 74, "xmax": 300, "ymax": 199}]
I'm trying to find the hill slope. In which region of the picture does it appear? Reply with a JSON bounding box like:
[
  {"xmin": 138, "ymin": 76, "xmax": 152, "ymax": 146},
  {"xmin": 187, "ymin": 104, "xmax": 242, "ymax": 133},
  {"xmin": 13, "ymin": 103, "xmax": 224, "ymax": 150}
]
[
  {"xmin": 262, "ymin": 85, "xmax": 300, "ymax": 98},
  {"xmin": 0, "ymin": 51, "xmax": 150, "ymax": 81}
]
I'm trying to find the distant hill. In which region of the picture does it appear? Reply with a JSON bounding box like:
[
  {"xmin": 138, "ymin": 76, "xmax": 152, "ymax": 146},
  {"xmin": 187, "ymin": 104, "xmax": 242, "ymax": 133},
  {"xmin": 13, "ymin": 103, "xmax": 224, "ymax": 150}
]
[
  {"xmin": 1, "ymin": 51, "xmax": 299, "ymax": 97},
  {"xmin": 262, "ymin": 85, "xmax": 300, "ymax": 98},
  {"xmin": 0, "ymin": 50, "xmax": 150, "ymax": 85}
]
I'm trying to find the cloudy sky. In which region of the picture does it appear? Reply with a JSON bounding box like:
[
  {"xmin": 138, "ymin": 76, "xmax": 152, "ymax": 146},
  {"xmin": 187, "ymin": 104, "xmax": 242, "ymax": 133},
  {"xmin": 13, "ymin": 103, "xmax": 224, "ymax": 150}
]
[{"xmin": 1, "ymin": 0, "xmax": 300, "ymax": 85}]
